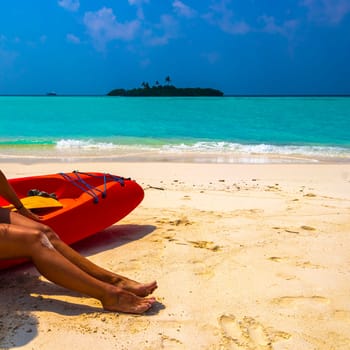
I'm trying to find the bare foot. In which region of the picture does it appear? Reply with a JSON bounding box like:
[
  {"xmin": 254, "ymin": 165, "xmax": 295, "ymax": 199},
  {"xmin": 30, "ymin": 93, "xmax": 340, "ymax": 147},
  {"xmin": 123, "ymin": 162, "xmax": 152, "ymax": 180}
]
[
  {"xmin": 112, "ymin": 278, "xmax": 158, "ymax": 297},
  {"xmin": 102, "ymin": 286, "xmax": 156, "ymax": 314},
  {"xmin": 122, "ymin": 280, "xmax": 158, "ymax": 297}
]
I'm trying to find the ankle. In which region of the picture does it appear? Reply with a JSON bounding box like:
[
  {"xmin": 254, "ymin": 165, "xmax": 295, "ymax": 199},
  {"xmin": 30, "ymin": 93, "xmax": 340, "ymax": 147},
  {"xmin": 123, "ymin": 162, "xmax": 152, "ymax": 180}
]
[
  {"xmin": 101, "ymin": 284, "xmax": 118, "ymax": 303},
  {"xmin": 110, "ymin": 275, "xmax": 123, "ymax": 285}
]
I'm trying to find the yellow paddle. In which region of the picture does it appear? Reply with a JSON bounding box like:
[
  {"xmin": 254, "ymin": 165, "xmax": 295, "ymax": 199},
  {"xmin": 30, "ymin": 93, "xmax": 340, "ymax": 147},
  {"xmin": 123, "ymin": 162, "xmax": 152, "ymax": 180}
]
[{"xmin": 2, "ymin": 196, "xmax": 63, "ymax": 211}]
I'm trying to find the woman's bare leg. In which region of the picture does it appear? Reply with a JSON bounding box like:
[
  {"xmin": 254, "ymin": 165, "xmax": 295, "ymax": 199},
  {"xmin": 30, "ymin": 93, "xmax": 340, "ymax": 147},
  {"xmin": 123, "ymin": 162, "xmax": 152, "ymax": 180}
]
[
  {"xmin": 8, "ymin": 211, "xmax": 157, "ymax": 296},
  {"xmin": 0, "ymin": 223, "xmax": 155, "ymax": 314},
  {"xmin": 45, "ymin": 233, "xmax": 157, "ymax": 297},
  {"xmin": 5, "ymin": 210, "xmax": 157, "ymax": 297}
]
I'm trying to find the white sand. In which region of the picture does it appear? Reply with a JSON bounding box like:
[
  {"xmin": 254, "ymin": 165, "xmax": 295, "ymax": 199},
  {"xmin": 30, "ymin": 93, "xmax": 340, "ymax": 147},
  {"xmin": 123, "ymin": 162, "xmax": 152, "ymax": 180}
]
[{"xmin": 1, "ymin": 162, "xmax": 350, "ymax": 349}]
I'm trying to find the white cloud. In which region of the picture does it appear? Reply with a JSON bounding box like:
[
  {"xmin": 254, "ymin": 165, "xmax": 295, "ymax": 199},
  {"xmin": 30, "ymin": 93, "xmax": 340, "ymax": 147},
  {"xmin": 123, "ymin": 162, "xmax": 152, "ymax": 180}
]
[
  {"xmin": 58, "ymin": 0, "xmax": 80, "ymax": 12},
  {"xmin": 204, "ymin": 0, "xmax": 251, "ymax": 35},
  {"xmin": 140, "ymin": 58, "xmax": 151, "ymax": 67},
  {"xmin": 260, "ymin": 15, "xmax": 299, "ymax": 36},
  {"xmin": 66, "ymin": 33, "xmax": 81, "ymax": 44},
  {"xmin": 302, "ymin": 0, "xmax": 350, "ymax": 24},
  {"xmin": 136, "ymin": 7, "xmax": 145, "ymax": 20},
  {"xmin": 222, "ymin": 20, "xmax": 250, "ymax": 34},
  {"xmin": 144, "ymin": 15, "xmax": 179, "ymax": 46},
  {"xmin": 128, "ymin": 0, "xmax": 149, "ymax": 19},
  {"xmin": 172, "ymin": 1, "xmax": 197, "ymax": 18},
  {"xmin": 83, "ymin": 7, "xmax": 140, "ymax": 50},
  {"xmin": 201, "ymin": 51, "xmax": 220, "ymax": 64},
  {"xmin": 128, "ymin": 0, "xmax": 149, "ymax": 5},
  {"xmin": 40, "ymin": 35, "xmax": 47, "ymax": 44}
]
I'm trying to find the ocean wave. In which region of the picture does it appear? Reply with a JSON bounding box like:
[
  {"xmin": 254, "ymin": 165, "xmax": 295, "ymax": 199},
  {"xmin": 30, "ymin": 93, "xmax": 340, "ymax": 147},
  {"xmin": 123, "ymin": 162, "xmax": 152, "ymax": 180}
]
[
  {"xmin": 55, "ymin": 138, "xmax": 161, "ymax": 151},
  {"xmin": 161, "ymin": 141, "xmax": 350, "ymax": 158},
  {"xmin": 53, "ymin": 139, "xmax": 350, "ymax": 155},
  {"xmin": 0, "ymin": 138, "xmax": 349, "ymax": 163},
  {"xmin": 56, "ymin": 139, "xmax": 118, "ymax": 150}
]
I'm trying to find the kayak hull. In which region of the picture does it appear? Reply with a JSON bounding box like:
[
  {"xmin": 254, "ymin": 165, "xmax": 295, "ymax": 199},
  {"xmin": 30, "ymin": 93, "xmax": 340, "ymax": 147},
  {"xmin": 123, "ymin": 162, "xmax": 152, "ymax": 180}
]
[{"xmin": 0, "ymin": 171, "xmax": 144, "ymax": 270}]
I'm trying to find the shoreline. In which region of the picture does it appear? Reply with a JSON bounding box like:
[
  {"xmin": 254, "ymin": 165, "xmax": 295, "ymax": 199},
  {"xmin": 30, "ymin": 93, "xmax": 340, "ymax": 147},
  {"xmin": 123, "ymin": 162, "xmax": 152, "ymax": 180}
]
[
  {"xmin": 1, "ymin": 137, "xmax": 349, "ymax": 166},
  {"xmin": 1, "ymin": 94, "xmax": 350, "ymax": 97},
  {"xmin": 1, "ymin": 161, "xmax": 350, "ymax": 349},
  {"xmin": 0, "ymin": 150, "xmax": 349, "ymax": 164}
]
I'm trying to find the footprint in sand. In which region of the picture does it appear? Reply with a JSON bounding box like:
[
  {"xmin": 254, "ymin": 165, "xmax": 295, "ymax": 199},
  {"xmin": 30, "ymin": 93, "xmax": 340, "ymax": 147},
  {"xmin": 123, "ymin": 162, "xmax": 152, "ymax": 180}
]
[
  {"xmin": 333, "ymin": 309, "xmax": 350, "ymax": 321},
  {"xmin": 187, "ymin": 240, "xmax": 221, "ymax": 252},
  {"xmin": 296, "ymin": 260, "xmax": 323, "ymax": 269},
  {"xmin": 218, "ymin": 314, "xmax": 291, "ymax": 349},
  {"xmin": 161, "ymin": 334, "xmax": 183, "ymax": 348},
  {"xmin": 156, "ymin": 216, "xmax": 193, "ymax": 226},
  {"xmin": 268, "ymin": 256, "xmax": 323, "ymax": 269},
  {"xmin": 304, "ymin": 193, "xmax": 317, "ymax": 197},
  {"xmin": 268, "ymin": 256, "xmax": 286, "ymax": 262},
  {"xmin": 300, "ymin": 225, "xmax": 316, "ymax": 231},
  {"xmin": 276, "ymin": 272, "xmax": 297, "ymax": 280},
  {"xmin": 170, "ymin": 217, "xmax": 192, "ymax": 226},
  {"xmin": 272, "ymin": 295, "xmax": 329, "ymax": 306},
  {"xmin": 193, "ymin": 262, "xmax": 216, "ymax": 279},
  {"xmin": 247, "ymin": 322, "xmax": 271, "ymax": 347},
  {"xmin": 219, "ymin": 314, "xmax": 244, "ymax": 341}
]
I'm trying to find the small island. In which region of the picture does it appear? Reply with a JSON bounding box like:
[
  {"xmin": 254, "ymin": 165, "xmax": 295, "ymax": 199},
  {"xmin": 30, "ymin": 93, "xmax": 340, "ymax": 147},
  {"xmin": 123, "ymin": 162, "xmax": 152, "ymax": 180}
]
[{"xmin": 107, "ymin": 76, "xmax": 223, "ymax": 97}]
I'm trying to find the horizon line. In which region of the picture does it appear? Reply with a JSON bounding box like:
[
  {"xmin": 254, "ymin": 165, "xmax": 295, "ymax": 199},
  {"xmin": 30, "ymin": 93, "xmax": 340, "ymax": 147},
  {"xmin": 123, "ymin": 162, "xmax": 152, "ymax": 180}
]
[{"xmin": 0, "ymin": 93, "xmax": 350, "ymax": 97}]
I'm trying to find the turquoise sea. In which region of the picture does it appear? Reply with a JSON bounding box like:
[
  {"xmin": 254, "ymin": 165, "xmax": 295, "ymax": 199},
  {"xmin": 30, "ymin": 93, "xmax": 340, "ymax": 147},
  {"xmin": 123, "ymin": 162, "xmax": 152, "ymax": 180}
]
[{"xmin": 0, "ymin": 96, "xmax": 349, "ymax": 163}]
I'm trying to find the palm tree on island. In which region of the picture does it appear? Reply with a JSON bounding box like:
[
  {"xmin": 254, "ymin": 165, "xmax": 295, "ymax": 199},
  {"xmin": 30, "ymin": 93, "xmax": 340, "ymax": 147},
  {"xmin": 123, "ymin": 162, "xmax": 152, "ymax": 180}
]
[
  {"xmin": 165, "ymin": 76, "xmax": 171, "ymax": 85},
  {"xmin": 141, "ymin": 81, "xmax": 150, "ymax": 89},
  {"xmin": 107, "ymin": 76, "xmax": 223, "ymax": 96}
]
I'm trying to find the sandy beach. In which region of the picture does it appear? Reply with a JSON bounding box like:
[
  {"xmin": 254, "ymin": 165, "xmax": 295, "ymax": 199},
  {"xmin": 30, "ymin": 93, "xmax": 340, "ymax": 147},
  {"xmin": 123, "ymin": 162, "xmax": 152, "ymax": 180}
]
[{"xmin": 1, "ymin": 161, "xmax": 350, "ymax": 350}]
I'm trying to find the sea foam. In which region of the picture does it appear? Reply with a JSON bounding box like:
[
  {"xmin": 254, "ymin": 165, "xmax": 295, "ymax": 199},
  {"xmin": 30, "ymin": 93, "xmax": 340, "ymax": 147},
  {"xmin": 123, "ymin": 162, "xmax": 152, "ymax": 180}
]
[
  {"xmin": 52, "ymin": 138, "xmax": 350, "ymax": 162},
  {"xmin": 161, "ymin": 141, "xmax": 350, "ymax": 158},
  {"xmin": 56, "ymin": 139, "xmax": 118, "ymax": 150}
]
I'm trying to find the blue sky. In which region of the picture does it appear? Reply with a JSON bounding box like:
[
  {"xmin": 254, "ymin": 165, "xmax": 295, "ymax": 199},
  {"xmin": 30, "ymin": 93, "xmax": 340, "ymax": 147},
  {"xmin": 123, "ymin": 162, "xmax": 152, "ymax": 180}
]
[{"xmin": 0, "ymin": 0, "xmax": 349, "ymax": 95}]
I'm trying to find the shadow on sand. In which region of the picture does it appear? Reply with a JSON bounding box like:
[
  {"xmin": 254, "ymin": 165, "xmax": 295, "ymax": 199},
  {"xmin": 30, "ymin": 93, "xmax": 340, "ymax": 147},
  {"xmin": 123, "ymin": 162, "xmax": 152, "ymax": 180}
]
[
  {"xmin": 0, "ymin": 223, "xmax": 163, "ymax": 348},
  {"xmin": 72, "ymin": 223, "xmax": 156, "ymax": 256}
]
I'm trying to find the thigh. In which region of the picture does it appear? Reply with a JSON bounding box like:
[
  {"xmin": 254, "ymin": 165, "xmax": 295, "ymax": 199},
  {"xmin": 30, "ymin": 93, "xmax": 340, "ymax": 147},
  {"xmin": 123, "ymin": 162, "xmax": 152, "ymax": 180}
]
[
  {"xmin": 0, "ymin": 223, "xmax": 39, "ymax": 260},
  {"xmin": 0, "ymin": 207, "xmax": 43, "ymax": 231},
  {"xmin": 0, "ymin": 208, "xmax": 10, "ymax": 224}
]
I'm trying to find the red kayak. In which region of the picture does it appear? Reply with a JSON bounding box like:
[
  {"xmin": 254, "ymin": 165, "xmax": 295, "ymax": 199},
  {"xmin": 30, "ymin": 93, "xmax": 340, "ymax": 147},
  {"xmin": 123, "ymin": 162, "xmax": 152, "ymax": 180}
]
[{"xmin": 0, "ymin": 171, "xmax": 144, "ymax": 270}]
